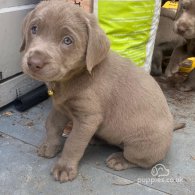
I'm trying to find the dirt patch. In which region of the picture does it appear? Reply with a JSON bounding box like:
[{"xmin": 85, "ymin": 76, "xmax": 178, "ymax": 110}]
[{"xmin": 156, "ymin": 77, "xmax": 195, "ymax": 122}]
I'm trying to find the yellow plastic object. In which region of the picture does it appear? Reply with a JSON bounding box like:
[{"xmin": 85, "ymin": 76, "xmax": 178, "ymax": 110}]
[
  {"xmin": 179, "ymin": 57, "xmax": 195, "ymax": 74},
  {"xmin": 162, "ymin": 1, "xmax": 178, "ymax": 9}
]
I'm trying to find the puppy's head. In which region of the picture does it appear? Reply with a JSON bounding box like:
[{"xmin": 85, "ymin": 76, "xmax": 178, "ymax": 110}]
[
  {"xmin": 174, "ymin": 0, "xmax": 195, "ymax": 39},
  {"xmin": 21, "ymin": 1, "xmax": 110, "ymax": 82}
]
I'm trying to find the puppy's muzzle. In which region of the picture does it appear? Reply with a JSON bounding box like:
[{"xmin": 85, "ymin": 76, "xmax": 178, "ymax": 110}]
[
  {"xmin": 27, "ymin": 50, "xmax": 48, "ymax": 72},
  {"xmin": 175, "ymin": 21, "xmax": 188, "ymax": 35}
]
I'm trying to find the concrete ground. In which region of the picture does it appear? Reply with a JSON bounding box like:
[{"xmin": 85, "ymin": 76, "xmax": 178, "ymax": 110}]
[{"xmin": 0, "ymin": 83, "xmax": 195, "ymax": 195}]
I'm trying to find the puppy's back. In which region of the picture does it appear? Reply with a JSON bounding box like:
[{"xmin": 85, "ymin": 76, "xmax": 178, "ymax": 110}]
[{"xmin": 93, "ymin": 51, "xmax": 173, "ymax": 123}]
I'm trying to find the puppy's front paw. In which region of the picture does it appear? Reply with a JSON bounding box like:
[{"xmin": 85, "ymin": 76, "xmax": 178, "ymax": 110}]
[
  {"xmin": 51, "ymin": 160, "xmax": 78, "ymax": 182},
  {"xmin": 37, "ymin": 142, "xmax": 62, "ymax": 158}
]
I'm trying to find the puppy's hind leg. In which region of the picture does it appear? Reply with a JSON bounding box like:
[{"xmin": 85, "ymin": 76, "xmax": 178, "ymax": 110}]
[
  {"xmin": 106, "ymin": 152, "xmax": 137, "ymax": 171},
  {"xmin": 106, "ymin": 140, "xmax": 167, "ymax": 170}
]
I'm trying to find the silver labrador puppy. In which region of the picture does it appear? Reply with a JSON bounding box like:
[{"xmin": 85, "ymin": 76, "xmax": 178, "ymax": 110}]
[
  {"xmin": 21, "ymin": 1, "xmax": 175, "ymax": 182},
  {"xmin": 166, "ymin": 0, "xmax": 195, "ymax": 91}
]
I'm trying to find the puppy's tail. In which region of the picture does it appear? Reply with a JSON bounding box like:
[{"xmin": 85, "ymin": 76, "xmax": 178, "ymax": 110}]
[{"xmin": 174, "ymin": 122, "xmax": 186, "ymax": 131}]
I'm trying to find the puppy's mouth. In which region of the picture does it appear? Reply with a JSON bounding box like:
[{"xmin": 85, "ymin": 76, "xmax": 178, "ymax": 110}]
[
  {"xmin": 183, "ymin": 31, "xmax": 195, "ymax": 39},
  {"xmin": 22, "ymin": 60, "xmax": 65, "ymax": 82},
  {"xmin": 175, "ymin": 22, "xmax": 195, "ymax": 39},
  {"xmin": 179, "ymin": 29, "xmax": 195, "ymax": 39}
]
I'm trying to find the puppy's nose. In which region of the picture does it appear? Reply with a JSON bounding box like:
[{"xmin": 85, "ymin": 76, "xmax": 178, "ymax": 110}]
[
  {"xmin": 27, "ymin": 51, "xmax": 47, "ymax": 71},
  {"xmin": 177, "ymin": 22, "xmax": 187, "ymax": 35},
  {"xmin": 177, "ymin": 26, "xmax": 186, "ymax": 35}
]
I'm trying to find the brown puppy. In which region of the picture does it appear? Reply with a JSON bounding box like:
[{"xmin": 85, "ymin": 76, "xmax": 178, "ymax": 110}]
[
  {"xmin": 165, "ymin": 0, "xmax": 195, "ymax": 91},
  {"xmin": 21, "ymin": 1, "xmax": 174, "ymax": 182}
]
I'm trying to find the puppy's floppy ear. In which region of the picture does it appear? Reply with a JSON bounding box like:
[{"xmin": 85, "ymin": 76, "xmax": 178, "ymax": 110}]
[
  {"xmin": 85, "ymin": 15, "xmax": 110, "ymax": 73},
  {"xmin": 20, "ymin": 10, "xmax": 33, "ymax": 52}
]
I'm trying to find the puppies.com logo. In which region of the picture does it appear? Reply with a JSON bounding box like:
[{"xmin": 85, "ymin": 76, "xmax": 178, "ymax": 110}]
[{"xmin": 151, "ymin": 164, "xmax": 170, "ymax": 177}]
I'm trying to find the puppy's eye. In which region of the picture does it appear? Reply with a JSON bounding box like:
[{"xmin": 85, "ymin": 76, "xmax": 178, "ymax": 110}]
[
  {"xmin": 63, "ymin": 36, "xmax": 73, "ymax": 45},
  {"xmin": 31, "ymin": 25, "xmax": 38, "ymax": 35}
]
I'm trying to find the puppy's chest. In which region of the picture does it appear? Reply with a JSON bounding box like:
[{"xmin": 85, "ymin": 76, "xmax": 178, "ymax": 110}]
[
  {"xmin": 51, "ymin": 89, "xmax": 73, "ymax": 116},
  {"xmin": 52, "ymin": 93, "xmax": 83, "ymax": 120}
]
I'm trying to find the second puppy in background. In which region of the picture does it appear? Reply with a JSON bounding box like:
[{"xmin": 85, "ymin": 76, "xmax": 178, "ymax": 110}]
[
  {"xmin": 151, "ymin": 4, "xmax": 185, "ymax": 76},
  {"xmin": 166, "ymin": 0, "xmax": 195, "ymax": 91}
]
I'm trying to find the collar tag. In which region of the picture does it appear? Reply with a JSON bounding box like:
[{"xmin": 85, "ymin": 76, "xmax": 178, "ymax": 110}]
[{"xmin": 48, "ymin": 89, "xmax": 54, "ymax": 96}]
